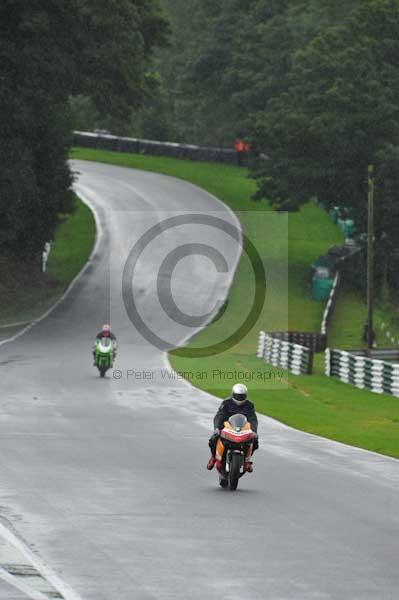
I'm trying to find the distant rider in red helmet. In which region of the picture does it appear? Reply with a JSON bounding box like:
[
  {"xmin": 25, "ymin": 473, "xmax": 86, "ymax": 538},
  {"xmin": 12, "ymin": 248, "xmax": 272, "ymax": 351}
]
[
  {"xmin": 92, "ymin": 323, "xmax": 117, "ymax": 365},
  {"xmin": 206, "ymin": 383, "xmax": 259, "ymax": 472}
]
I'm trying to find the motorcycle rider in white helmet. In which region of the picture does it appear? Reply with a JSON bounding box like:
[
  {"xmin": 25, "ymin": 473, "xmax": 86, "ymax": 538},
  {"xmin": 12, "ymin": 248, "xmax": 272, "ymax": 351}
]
[{"xmin": 207, "ymin": 383, "xmax": 258, "ymax": 472}]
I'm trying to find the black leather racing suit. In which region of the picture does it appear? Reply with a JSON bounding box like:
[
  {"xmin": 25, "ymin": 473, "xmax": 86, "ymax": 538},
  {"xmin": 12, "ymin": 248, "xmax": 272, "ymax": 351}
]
[{"xmin": 209, "ymin": 397, "xmax": 259, "ymax": 457}]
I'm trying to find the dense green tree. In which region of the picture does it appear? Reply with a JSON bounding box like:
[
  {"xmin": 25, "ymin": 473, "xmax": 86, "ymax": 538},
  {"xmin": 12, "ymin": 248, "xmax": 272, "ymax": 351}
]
[
  {"xmin": 252, "ymin": 0, "xmax": 399, "ymax": 283},
  {"xmin": 118, "ymin": 0, "xmax": 399, "ymax": 294},
  {"xmin": 0, "ymin": 0, "xmax": 168, "ymax": 257},
  {"xmin": 148, "ymin": 0, "xmax": 364, "ymax": 146}
]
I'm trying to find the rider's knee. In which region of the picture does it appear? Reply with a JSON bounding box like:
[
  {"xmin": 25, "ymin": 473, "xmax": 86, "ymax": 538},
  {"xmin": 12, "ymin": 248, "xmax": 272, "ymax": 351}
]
[{"xmin": 209, "ymin": 433, "xmax": 219, "ymax": 451}]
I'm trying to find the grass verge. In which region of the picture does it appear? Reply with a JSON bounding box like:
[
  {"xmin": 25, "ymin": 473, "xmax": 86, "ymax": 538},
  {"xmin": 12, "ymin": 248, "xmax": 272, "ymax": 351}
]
[
  {"xmin": 328, "ymin": 283, "xmax": 399, "ymax": 350},
  {"xmin": 0, "ymin": 196, "xmax": 95, "ymax": 327},
  {"xmin": 72, "ymin": 147, "xmax": 399, "ymax": 459}
]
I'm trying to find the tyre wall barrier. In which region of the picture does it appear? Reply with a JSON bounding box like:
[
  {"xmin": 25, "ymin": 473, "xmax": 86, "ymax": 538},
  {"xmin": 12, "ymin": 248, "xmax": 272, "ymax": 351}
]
[
  {"xmin": 326, "ymin": 348, "xmax": 399, "ymax": 396},
  {"xmin": 268, "ymin": 331, "xmax": 326, "ymax": 353},
  {"xmin": 73, "ymin": 131, "xmax": 248, "ymax": 166},
  {"xmin": 257, "ymin": 331, "xmax": 313, "ymax": 375}
]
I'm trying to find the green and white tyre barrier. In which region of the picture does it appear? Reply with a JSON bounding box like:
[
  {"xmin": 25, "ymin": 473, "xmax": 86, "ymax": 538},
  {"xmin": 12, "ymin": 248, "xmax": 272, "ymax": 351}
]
[
  {"xmin": 326, "ymin": 348, "xmax": 399, "ymax": 396},
  {"xmin": 257, "ymin": 331, "xmax": 313, "ymax": 375}
]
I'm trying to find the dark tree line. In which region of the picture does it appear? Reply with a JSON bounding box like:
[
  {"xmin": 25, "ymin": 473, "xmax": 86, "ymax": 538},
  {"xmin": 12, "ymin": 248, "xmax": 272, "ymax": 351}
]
[
  {"xmin": 144, "ymin": 0, "xmax": 399, "ymax": 291},
  {"xmin": 0, "ymin": 0, "xmax": 168, "ymax": 258},
  {"xmin": 5, "ymin": 0, "xmax": 399, "ymax": 292},
  {"xmin": 252, "ymin": 1, "xmax": 399, "ymax": 290}
]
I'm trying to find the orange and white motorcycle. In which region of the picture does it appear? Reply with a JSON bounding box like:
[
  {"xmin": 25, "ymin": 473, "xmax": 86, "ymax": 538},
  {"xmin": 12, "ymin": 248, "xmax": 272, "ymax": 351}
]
[{"xmin": 215, "ymin": 414, "xmax": 256, "ymax": 490}]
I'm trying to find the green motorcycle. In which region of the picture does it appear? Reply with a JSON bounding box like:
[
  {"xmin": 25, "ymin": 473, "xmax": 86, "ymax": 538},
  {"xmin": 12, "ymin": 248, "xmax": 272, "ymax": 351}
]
[{"xmin": 94, "ymin": 337, "xmax": 115, "ymax": 378}]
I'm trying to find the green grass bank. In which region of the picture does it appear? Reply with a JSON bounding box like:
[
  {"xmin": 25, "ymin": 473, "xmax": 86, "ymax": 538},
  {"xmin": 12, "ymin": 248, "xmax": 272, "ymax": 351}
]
[
  {"xmin": 72, "ymin": 147, "xmax": 399, "ymax": 459},
  {"xmin": 329, "ymin": 284, "xmax": 399, "ymax": 350},
  {"xmin": 0, "ymin": 196, "xmax": 95, "ymax": 327}
]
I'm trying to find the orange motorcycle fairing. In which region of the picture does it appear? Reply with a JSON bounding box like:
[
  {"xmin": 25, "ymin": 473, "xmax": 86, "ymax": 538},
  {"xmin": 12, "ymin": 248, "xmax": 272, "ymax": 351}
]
[
  {"xmin": 217, "ymin": 420, "xmax": 254, "ymax": 461},
  {"xmin": 215, "ymin": 437, "xmax": 225, "ymax": 462}
]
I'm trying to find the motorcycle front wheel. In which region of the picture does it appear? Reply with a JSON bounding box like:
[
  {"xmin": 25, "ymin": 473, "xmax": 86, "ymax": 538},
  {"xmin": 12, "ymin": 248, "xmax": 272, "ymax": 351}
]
[{"xmin": 229, "ymin": 453, "xmax": 241, "ymax": 490}]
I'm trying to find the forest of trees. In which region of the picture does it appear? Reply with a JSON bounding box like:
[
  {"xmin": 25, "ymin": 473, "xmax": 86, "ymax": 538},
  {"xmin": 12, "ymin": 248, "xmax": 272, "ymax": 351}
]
[
  {"xmin": 2, "ymin": 0, "xmax": 399, "ymax": 292},
  {"xmin": 0, "ymin": 0, "xmax": 168, "ymax": 258},
  {"xmin": 149, "ymin": 0, "xmax": 399, "ymax": 291}
]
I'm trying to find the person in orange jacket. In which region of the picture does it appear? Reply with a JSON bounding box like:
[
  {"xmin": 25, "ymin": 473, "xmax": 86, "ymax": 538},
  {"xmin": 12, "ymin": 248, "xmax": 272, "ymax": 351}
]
[{"xmin": 234, "ymin": 138, "xmax": 246, "ymax": 165}]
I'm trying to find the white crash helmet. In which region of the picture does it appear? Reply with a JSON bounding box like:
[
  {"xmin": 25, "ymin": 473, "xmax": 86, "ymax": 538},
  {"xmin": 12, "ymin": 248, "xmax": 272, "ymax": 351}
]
[{"xmin": 232, "ymin": 383, "xmax": 248, "ymax": 405}]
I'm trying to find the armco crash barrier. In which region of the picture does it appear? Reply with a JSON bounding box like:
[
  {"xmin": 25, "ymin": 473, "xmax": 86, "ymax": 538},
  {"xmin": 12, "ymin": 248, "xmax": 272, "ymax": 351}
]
[
  {"xmin": 320, "ymin": 271, "xmax": 340, "ymax": 337},
  {"xmin": 326, "ymin": 348, "xmax": 399, "ymax": 397},
  {"xmin": 257, "ymin": 331, "xmax": 313, "ymax": 375},
  {"xmin": 73, "ymin": 131, "xmax": 245, "ymax": 165}
]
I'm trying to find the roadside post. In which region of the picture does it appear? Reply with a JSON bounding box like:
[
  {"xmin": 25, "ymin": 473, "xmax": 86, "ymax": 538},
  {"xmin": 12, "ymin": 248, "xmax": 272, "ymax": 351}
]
[
  {"xmin": 366, "ymin": 165, "xmax": 375, "ymax": 353},
  {"xmin": 42, "ymin": 241, "xmax": 52, "ymax": 273}
]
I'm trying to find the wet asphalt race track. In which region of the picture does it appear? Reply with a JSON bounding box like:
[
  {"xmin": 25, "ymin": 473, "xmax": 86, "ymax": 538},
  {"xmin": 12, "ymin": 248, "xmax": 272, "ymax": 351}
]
[{"xmin": 0, "ymin": 160, "xmax": 398, "ymax": 600}]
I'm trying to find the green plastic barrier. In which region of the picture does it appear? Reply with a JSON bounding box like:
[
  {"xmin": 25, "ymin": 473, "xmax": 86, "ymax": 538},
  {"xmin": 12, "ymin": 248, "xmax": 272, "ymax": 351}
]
[{"xmin": 312, "ymin": 276, "xmax": 333, "ymax": 301}]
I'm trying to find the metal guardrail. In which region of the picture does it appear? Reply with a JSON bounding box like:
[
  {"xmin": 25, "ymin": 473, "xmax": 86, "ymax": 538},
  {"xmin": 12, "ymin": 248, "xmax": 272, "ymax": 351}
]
[
  {"xmin": 73, "ymin": 131, "xmax": 248, "ymax": 165},
  {"xmin": 349, "ymin": 348, "xmax": 399, "ymax": 360},
  {"xmin": 257, "ymin": 331, "xmax": 313, "ymax": 375},
  {"xmin": 326, "ymin": 348, "xmax": 399, "ymax": 396},
  {"xmin": 321, "ymin": 271, "xmax": 341, "ymax": 336}
]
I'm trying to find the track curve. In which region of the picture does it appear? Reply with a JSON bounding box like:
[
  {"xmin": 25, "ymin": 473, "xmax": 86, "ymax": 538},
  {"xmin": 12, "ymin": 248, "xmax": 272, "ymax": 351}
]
[{"xmin": 0, "ymin": 161, "xmax": 398, "ymax": 600}]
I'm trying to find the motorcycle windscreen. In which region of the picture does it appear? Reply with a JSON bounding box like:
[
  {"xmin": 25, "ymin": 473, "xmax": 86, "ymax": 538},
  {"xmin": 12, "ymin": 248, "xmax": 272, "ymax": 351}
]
[
  {"xmin": 228, "ymin": 414, "xmax": 247, "ymax": 430},
  {"xmin": 100, "ymin": 337, "xmax": 112, "ymax": 347}
]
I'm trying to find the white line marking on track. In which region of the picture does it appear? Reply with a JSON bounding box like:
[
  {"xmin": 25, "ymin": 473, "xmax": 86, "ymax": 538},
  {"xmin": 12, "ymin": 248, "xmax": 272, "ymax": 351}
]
[{"xmin": 0, "ymin": 521, "xmax": 83, "ymax": 600}]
